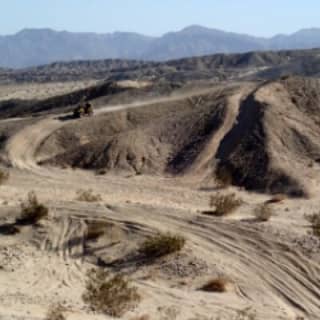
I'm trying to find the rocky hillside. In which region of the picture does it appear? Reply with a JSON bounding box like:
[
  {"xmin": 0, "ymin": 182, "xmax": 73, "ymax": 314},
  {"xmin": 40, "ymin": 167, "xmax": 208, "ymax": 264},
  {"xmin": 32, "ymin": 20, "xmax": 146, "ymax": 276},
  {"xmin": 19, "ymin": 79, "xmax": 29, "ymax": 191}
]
[
  {"xmin": 2, "ymin": 48, "xmax": 320, "ymax": 84},
  {"xmin": 36, "ymin": 77, "xmax": 320, "ymax": 197}
]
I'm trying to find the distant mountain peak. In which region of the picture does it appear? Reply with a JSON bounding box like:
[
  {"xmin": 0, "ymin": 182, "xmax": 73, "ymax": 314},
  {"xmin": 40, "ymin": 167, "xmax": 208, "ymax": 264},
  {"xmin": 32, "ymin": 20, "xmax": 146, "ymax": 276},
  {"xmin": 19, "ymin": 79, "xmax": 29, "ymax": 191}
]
[
  {"xmin": 17, "ymin": 28, "xmax": 56, "ymax": 35},
  {"xmin": 1, "ymin": 26, "xmax": 320, "ymax": 68}
]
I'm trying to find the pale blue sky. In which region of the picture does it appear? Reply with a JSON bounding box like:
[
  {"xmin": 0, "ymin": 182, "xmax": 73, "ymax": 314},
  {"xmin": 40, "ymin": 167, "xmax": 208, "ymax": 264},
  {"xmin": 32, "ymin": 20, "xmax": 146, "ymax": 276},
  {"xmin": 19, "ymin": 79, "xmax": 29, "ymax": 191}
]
[{"xmin": 1, "ymin": 0, "xmax": 319, "ymax": 37}]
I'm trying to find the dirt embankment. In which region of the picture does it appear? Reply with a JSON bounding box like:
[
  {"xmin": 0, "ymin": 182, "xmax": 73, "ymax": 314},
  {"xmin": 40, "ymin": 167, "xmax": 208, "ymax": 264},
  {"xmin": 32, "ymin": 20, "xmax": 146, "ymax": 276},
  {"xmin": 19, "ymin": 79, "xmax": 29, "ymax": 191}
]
[
  {"xmin": 217, "ymin": 77, "xmax": 320, "ymax": 196},
  {"xmin": 14, "ymin": 76, "xmax": 320, "ymax": 197},
  {"xmin": 40, "ymin": 87, "xmax": 233, "ymax": 175}
]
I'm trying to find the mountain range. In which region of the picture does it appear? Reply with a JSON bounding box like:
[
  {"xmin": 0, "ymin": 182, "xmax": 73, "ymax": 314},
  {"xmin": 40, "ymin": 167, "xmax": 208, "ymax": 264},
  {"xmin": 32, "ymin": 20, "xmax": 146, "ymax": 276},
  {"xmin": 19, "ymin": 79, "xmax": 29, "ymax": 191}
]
[{"xmin": 2, "ymin": 26, "xmax": 320, "ymax": 68}]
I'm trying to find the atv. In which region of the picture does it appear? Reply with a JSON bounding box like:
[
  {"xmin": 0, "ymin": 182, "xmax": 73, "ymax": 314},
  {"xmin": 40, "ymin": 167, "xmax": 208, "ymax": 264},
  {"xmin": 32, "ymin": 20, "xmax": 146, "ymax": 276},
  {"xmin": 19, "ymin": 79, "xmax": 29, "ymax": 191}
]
[{"xmin": 73, "ymin": 103, "xmax": 94, "ymax": 119}]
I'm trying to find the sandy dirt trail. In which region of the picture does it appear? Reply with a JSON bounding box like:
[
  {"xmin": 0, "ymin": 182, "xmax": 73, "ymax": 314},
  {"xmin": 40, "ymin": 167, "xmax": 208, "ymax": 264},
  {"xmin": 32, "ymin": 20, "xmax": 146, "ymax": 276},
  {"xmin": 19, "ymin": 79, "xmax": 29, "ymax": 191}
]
[{"xmin": 1, "ymin": 85, "xmax": 320, "ymax": 320}]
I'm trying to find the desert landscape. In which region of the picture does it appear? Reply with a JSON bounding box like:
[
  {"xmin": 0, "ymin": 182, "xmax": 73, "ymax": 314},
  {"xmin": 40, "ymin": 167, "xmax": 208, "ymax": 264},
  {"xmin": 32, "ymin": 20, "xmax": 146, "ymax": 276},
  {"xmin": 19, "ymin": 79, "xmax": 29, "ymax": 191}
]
[{"xmin": 1, "ymin": 51, "xmax": 320, "ymax": 320}]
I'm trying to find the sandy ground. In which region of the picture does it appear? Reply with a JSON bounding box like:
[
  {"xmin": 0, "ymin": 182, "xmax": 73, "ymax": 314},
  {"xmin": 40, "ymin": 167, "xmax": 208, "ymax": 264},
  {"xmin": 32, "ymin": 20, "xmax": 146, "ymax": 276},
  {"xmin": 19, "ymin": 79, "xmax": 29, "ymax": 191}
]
[{"xmin": 0, "ymin": 84, "xmax": 320, "ymax": 320}]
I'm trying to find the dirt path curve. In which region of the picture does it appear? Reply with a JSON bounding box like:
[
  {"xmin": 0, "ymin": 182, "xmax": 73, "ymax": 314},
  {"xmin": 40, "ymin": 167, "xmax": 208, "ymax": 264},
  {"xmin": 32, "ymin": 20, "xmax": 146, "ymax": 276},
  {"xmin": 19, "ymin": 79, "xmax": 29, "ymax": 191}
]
[{"xmin": 4, "ymin": 86, "xmax": 228, "ymax": 172}]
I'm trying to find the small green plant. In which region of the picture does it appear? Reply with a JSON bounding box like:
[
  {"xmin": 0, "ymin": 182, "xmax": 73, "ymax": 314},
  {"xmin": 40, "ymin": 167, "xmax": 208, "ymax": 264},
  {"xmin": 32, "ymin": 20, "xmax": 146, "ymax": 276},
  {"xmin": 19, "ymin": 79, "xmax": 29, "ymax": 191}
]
[
  {"xmin": 83, "ymin": 269, "xmax": 140, "ymax": 317},
  {"xmin": 254, "ymin": 203, "xmax": 273, "ymax": 222},
  {"xmin": 140, "ymin": 233, "xmax": 185, "ymax": 259},
  {"xmin": 76, "ymin": 189, "xmax": 102, "ymax": 202},
  {"xmin": 209, "ymin": 193, "xmax": 242, "ymax": 216},
  {"xmin": 16, "ymin": 191, "xmax": 48, "ymax": 225},
  {"xmin": 200, "ymin": 277, "xmax": 230, "ymax": 293},
  {"xmin": 0, "ymin": 169, "xmax": 9, "ymax": 185},
  {"xmin": 306, "ymin": 213, "xmax": 320, "ymax": 237},
  {"xmin": 45, "ymin": 304, "xmax": 66, "ymax": 320}
]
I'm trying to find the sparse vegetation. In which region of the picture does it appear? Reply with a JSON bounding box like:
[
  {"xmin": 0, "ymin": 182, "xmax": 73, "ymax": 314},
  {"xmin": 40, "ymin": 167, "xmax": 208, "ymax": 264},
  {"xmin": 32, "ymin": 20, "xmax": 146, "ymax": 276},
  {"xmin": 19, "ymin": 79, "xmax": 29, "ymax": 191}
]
[
  {"xmin": 0, "ymin": 224, "xmax": 20, "ymax": 235},
  {"xmin": 83, "ymin": 269, "xmax": 140, "ymax": 317},
  {"xmin": 140, "ymin": 233, "xmax": 185, "ymax": 259},
  {"xmin": 209, "ymin": 193, "xmax": 242, "ymax": 216},
  {"xmin": 215, "ymin": 167, "xmax": 233, "ymax": 188},
  {"xmin": 45, "ymin": 304, "xmax": 66, "ymax": 320},
  {"xmin": 0, "ymin": 169, "xmax": 9, "ymax": 185},
  {"xmin": 306, "ymin": 213, "xmax": 320, "ymax": 237},
  {"xmin": 200, "ymin": 277, "xmax": 230, "ymax": 293},
  {"xmin": 96, "ymin": 169, "xmax": 107, "ymax": 175},
  {"xmin": 76, "ymin": 189, "xmax": 102, "ymax": 202},
  {"xmin": 16, "ymin": 191, "xmax": 48, "ymax": 225},
  {"xmin": 264, "ymin": 194, "xmax": 287, "ymax": 204},
  {"xmin": 235, "ymin": 307, "xmax": 257, "ymax": 320},
  {"xmin": 254, "ymin": 203, "xmax": 273, "ymax": 222},
  {"xmin": 130, "ymin": 315, "xmax": 150, "ymax": 320},
  {"xmin": 86, "ymin": 221, "xmax": 111, "ymax": 240}
]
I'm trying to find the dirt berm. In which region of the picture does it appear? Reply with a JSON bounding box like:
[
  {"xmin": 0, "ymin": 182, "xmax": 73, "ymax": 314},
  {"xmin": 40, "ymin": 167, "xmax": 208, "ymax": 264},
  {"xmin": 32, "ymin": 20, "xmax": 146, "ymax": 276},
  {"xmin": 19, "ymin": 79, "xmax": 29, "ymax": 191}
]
[{"xmin": 217, "ymin": 77, "xmax": 320, "ymax": 196}]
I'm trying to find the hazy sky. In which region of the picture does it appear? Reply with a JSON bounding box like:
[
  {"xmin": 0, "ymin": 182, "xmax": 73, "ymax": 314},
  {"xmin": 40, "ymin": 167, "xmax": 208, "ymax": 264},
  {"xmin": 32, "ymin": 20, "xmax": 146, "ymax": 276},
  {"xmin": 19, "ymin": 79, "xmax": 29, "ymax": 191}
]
[{"xmin": 1, "ymin": 0, "xmax": 319, "ymax": 37}]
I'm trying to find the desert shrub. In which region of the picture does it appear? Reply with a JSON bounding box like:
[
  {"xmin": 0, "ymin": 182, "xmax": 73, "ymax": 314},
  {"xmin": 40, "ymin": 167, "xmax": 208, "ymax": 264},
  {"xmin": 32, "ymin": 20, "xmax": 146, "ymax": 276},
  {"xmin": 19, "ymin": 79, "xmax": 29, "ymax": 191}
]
[
  {"xmin": 215, "ymin": 166, "xmax": 233, "ymax": 188},
  {"xmin": 235, "ymin": 307, "xmax": 256, "ymax": 320},
  {"xmin": 254, "ymin": 203, "xmax": 273, "ymax": 222},
  {"xmin": 96, "ymin": 169, "xmax": 107, "ymax": 175},
  {"xmin": 0, "ymin": 169, "xmax": 9, "ymax": 185},
  {"xmin": 16, "ymin": 191, "xmax": 48, "ymax": 225},
  {"xmin": 140, "ymin": 233, "xmax": 185, "ymax": 259},
  {"xmin": 209, "ymin": 193, "xmax": 242, "ymax": 216},
  {"xmin": 130, "ymin": 315, "xmax": 150, "ymax": 320},
  {"xmin": 83, "ymin": 269, "xmax": 140, "ymax": 317},
  {"xmin": 86, "ymin": 221, "xmax": 110, "ymax": 240},
  {"xmin": 0, "ymin": 223, "xmax": 20, "ymax": 235},
  {"xmin": 46, "ymin": 304, "xmax": 66, "ymax": 320},
  {"xmin": 306, "ymin": 213, "xmax": 320, "ymax": 237},
  {"xmin": 200, "ymin": 277, "xmax": 229, "ymax": 293},
  {"xmin": 265, "ymin": 194, "xmax": 287, "ymax": 204},
  {"xmin": 76, "ymin": 189, "xmax": 102, "ymax": 202}
]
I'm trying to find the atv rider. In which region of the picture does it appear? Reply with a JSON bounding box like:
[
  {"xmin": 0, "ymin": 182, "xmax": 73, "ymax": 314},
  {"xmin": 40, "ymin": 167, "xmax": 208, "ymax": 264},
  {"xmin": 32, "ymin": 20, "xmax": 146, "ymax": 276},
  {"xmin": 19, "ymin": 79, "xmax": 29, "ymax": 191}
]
[
  {"xmin": 73, "ymin": 104, "xmax": 85, "ymax": 118},
  {"xmin": 84, "ymin": 102, "xmax": 93, "ymax": 116}
]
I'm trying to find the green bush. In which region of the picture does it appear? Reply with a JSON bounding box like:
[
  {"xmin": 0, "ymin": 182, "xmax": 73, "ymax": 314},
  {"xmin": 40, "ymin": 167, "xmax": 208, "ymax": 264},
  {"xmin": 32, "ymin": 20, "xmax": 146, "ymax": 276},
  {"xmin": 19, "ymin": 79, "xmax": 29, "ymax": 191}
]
[{"xmin": 140, "ymin": 233, "xmax": 185, "ymax": 259}]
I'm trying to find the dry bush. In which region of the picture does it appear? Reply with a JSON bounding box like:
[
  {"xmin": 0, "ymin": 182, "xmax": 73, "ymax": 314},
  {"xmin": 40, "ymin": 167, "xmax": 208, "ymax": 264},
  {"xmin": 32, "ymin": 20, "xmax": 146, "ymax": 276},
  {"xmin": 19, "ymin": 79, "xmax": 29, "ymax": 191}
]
[
  {"xmin": 76, "ymin": 189, "xmax": 102, "ymax": 202},
  {"xmin": 306, "ymin": 213, "xmax": 320, "ymax": 237},
  {"xmin": 140, "ymin": 233, "xmax": 185, "ymax": 259},
  {"xmin": 45, "ymin": 304, "xmax": 66, "ymax": 320},
  {"xmin": 235, "ymin": 307, "xmax": 257, "ymax": 320},
  {"xmin": 209, "ymin": 193, "xmax": 242, "ymax": 216},
  {"xmin": 0, "ymin": 224, "xmax": 20, "ymax": 235},
  {"xmin": 83, "ymin": 269, "xmax": 140, "ymax": 317},
  {"xmin": 0, "ymin": 169, "xmax": 9, "ymax": 185},
  {"xmin": 265, "ymin": 194, "xmax": 287, "ymax": 204},
  {"xmin": 86, "ymin": 221, "xmax": 111, "ymax": 240},
  {"xmin": 254, "ymin": 203, "xmax": 273, "ymax": 222},
  {"xmin": 16, "ymin": 191, "xmax": 48, "ymax": 225},
  {"xmin": 215, "ymin": 167, "xmax": 233, "ymax": 188},
  {"xmin": 200, "ymin": 277, "xmax": 229, "ymax": 293},
  {"xmin": 96, "ymin": 169, "xmax": 107, "ymax": 175},
  {"xmin": 130, "ymin": 315, "xmax": 150, "ymax": 320}
]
